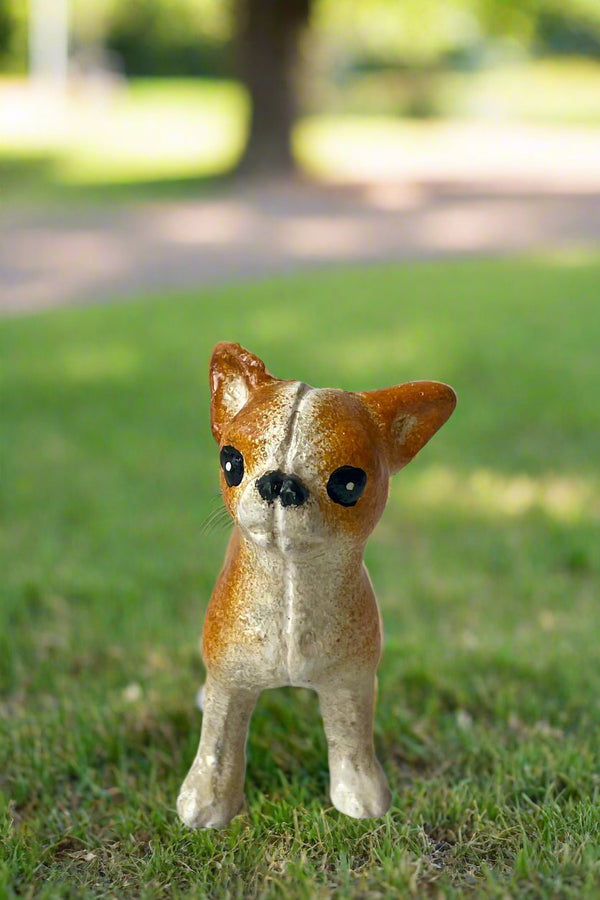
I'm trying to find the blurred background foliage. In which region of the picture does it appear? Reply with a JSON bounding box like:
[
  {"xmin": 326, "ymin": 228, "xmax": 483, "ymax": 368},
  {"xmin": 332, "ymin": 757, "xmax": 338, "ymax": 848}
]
[
  {"xmin": 2, "ymin": 0, "xmax": 600, "ymax": 79},
  {"xmin": 2, "ymin": 0, "xmax": 600, "ymax": 182}
]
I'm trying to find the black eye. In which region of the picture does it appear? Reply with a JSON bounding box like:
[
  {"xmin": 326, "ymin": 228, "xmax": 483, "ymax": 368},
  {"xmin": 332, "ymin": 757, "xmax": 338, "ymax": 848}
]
[
  {"xmin": 220, "ymin": 445, "xmax": 244, "ymax": 487},
  {"xmin": 326, "ymin": 466, "xmax": 367, "ymax": 507}
]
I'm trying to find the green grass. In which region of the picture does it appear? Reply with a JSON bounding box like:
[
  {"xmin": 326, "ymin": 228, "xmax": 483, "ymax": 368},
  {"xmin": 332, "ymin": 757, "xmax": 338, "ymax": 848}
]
[{"xmin": 2, "ymin": 256, "xmax": 600, "ymax": 897}]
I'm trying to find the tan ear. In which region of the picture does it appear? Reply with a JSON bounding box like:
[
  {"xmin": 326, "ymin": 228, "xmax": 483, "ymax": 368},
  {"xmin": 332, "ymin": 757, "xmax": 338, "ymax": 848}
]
[
  {"xmin": 359, "ymin": 381, "xmax": 456, "ymax": 474},
  {"xmin": 209, "ymin": 342, "xmax": 276, "ymax": 442}
]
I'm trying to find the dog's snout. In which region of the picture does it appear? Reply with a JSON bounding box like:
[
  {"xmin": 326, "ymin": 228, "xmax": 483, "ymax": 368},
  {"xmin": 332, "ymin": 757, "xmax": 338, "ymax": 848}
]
[
  {"xmin": 256, "ymin": 471, "xmax": 309, "ymax": 507},
  {"xmin": 279, "ymin": 476, "xmax": 309, "ymax": 508}
]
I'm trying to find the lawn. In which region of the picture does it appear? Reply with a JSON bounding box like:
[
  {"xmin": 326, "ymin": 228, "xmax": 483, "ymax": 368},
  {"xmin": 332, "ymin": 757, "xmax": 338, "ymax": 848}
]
[{"xmin": 1, "ymin": 257, "xmax": 600, "ymax": 897}]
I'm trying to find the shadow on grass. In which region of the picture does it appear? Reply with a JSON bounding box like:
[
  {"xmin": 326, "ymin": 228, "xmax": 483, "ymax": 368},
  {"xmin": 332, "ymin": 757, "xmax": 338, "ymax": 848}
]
[
  {"xmin": 0, "ymin": 149, "xmax": 237, "ymax": 206},
  {"xmin": 0, "ymin": 151, "xmax": 60, "ymax": 191}
]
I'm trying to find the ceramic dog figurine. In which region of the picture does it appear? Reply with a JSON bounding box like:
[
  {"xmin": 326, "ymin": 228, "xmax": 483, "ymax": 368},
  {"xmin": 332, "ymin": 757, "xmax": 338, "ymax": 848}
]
[{"xmin": 177, "ymin": 342, "xmax": 456, "ymax": 828}]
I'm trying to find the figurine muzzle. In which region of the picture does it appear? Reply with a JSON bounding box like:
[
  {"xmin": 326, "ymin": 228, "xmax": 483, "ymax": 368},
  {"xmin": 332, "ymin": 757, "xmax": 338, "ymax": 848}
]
[{"xmin": 256, "ymin": 470, "xmax": 309, "ymax": 508}]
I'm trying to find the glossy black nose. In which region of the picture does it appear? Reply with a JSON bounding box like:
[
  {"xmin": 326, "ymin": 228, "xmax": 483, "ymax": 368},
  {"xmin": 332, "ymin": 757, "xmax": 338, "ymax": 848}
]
[
  {"xmin": 256, "ymin": 471, "xmax": 309, "ymax": 507},
  {"xmin": 279, "ymin": 476, "xmax": 309, "ymax": 508}
]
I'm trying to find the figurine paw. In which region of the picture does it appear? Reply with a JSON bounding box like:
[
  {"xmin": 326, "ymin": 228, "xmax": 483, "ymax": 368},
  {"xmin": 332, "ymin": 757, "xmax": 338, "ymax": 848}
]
[
  {"xmin": 177, "ymin": 784, "xmax": 245, "ymax": 829},
  {"xmin": 329, "ymin": 759, "xmax": 392, "ymax": 819}
]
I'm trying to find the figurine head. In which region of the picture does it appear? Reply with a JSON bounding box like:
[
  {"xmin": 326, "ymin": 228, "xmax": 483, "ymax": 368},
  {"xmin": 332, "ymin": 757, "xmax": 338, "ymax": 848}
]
[{"xmin": 209, "ymin": 342, "xmax": 456, "ymax": 556}]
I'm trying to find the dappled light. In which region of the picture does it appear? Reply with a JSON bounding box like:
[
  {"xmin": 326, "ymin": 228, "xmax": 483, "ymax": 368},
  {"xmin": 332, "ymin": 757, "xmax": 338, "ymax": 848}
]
[
  {"xmin": 393, "ymin": 466, "xmax": 600, "ymax": 524},
  {"xmin": 146, "ymin": 202, "xmax": 256, "ymax": 246},
  {"xmin": 3, "ymin": 178, "xmax": 600, "ymax": 314},
  {"xmin": 297, "ymin": 118, "xmax": 600, "ymax": 192},
  {"xmin": 534, "ymin": 245, "xmax": 600, "ymax": 267},
  {"xmin": 0, "ymin": 79, "xmax": 246, "ymax": 182},
  {"xmin": 2, "ymin": 73, "xmax": 600, "ymax": 313}
]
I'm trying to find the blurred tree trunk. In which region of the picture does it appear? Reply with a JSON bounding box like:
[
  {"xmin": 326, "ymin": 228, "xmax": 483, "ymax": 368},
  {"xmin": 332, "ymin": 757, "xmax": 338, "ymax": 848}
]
[{"xmin": 235, "ymin": 0, "xmax": 313, "ymax": 177}]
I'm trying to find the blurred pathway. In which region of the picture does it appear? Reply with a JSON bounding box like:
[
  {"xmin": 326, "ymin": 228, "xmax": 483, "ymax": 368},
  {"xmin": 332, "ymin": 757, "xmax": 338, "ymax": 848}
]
[{"xmin": 2, "ymin": 125, "xmax": 600, "ymax": 314}]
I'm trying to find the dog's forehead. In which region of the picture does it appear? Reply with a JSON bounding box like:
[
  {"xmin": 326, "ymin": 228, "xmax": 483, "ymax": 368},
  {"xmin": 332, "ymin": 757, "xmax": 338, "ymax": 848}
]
[
  {"xmin": 225, "ymin": 381, "xmax": 381, "ymax": 476},
  {"xmin": 292, "ymin": 387, "xmax": 370, "ymax": 433},
  {"xmin": 286, "ymin": 387, "xmax": 381, "ymax": 473}
]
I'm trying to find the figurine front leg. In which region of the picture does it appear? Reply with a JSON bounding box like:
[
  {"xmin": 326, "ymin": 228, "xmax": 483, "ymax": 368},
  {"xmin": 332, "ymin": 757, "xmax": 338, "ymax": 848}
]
[
  {"xmin": 177, "ymin": 674, "xmax": 258, "ymax": 829},
  {"xmin": 318, "ymin": 672, "xmax": 392, "ymax": 819}
]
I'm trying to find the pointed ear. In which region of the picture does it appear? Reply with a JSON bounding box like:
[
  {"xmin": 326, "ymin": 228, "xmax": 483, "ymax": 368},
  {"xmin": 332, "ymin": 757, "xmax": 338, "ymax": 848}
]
[
  {"xmin": 209, "ymin": 342, "xmax": 276, "ymax": 442},
  {"xmin": 359, "ymin": 381, "xmax": 456, "ymax": 474}
]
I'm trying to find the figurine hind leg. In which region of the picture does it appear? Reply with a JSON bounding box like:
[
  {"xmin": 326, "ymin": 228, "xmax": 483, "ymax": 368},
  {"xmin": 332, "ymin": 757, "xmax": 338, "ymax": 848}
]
[
  {"xmin": 177, "ymin": 674, "xmax": 258, "ymax": 829},
  {"xmin": 318, "ymin": 672, "xmax": 392, "ymax": 819}
]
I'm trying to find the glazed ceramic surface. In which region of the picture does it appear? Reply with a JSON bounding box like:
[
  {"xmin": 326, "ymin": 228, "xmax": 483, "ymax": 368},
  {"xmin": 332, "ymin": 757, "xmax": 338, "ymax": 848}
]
[{"xmin": 177, "ymin": 342, "xmax": 456, "ymax": 828}]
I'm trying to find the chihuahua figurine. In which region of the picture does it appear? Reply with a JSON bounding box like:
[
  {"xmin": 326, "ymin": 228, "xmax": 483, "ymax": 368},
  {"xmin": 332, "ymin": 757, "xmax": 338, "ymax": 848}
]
[{"xmin": 177, "ymin": 342, "xmax": 456, "ymax": 828}]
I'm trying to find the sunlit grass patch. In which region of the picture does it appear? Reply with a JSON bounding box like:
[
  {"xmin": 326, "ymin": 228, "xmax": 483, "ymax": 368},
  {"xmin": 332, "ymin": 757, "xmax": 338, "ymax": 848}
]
[
  {"xmin": 60, "ymin": 80, "xmax": 247, "ymax": 185},
  {"xmin": 394, "ymin": 467, "xmax": 600, "ymax": 524},
  {"xmin": 448, "ymin": 57, "xmax": 600, "ymax": 124},
  {"xmin": 0, "ymin": 78, "xmax": 247, "ymax": 197}
]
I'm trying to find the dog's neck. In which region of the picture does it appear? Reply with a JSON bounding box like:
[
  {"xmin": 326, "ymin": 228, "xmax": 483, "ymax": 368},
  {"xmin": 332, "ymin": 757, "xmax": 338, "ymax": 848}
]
[{"xmin": 232, "ymin": 523, "xmax": 366, "ymax": 576}]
